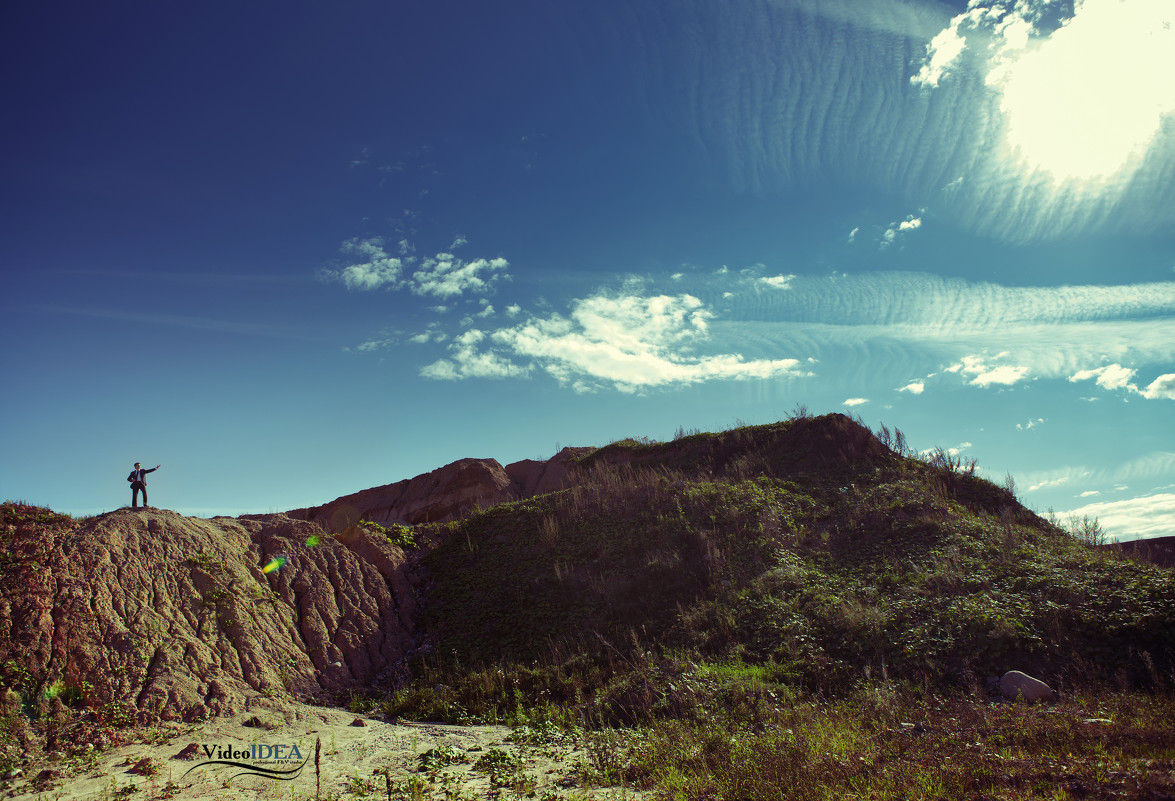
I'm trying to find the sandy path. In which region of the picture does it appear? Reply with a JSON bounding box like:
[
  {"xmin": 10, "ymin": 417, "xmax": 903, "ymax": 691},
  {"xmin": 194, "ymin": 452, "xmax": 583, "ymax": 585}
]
[{"xmin": 7, "ymin": 705, "xmax": 650, "ymax": 800}]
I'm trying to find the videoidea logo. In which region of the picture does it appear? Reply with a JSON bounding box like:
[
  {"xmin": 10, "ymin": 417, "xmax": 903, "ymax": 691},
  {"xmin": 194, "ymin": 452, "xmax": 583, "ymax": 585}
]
[{"xmin": 182, "ymin": 742, "xmax": 309, "ymax": 783}]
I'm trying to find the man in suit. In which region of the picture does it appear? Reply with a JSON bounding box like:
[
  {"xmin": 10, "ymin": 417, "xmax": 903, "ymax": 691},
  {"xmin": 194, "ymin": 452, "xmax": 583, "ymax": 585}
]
[{"xmin": 128, "ymin": 462, "xmax": 161, "ymax": 508}]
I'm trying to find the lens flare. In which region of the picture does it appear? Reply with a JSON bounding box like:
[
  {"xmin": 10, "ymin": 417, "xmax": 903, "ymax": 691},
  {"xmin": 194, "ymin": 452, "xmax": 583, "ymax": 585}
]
[{"xmin": 262, "ymin": 556, "xmax": 288, "ymax": 574}]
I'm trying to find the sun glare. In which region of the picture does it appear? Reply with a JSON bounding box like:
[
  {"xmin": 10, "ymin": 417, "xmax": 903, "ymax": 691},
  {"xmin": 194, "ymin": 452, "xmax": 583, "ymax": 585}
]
[{"xmin": 992, "ymin": 0, "xmax": 1175, "ymax": 182}]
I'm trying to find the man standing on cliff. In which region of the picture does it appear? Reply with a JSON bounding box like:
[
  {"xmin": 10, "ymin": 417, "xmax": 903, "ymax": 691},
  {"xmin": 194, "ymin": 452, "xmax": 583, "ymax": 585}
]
[{"xmin": 127, "ymin": 462, "xmax": 161, "ymax": 509}]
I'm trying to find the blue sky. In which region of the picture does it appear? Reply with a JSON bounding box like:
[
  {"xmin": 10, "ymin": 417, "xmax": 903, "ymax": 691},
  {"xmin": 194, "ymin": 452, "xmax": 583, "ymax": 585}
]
[{"xmin": 2, "ymin": 0, "xmax": 1172, "ymax": 540}]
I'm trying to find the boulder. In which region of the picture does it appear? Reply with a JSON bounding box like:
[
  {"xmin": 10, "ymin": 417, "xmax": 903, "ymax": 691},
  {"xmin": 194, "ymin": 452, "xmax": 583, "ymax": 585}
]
[{"xmin": 999, "ymin": 670, "xmax": 1056, "ymax": 702}]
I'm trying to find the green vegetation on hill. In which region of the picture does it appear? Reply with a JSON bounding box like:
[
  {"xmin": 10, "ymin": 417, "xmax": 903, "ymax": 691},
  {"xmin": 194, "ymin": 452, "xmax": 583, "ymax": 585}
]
[
  {"xmin": 402, "ymin": 414, "xmax": 1174, "ymax": 712},
  {"xmin": 378, "ymin": 414, "xmax": 1175, "ymax": 798}
]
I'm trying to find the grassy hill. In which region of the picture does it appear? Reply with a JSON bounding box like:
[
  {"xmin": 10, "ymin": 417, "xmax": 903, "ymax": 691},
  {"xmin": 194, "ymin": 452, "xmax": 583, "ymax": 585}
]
[
  {"xmin": 375, "ymin": 414, "xmax": 1175, "ymax": 798},
  {"xmin": 391, "ymin": 414, "xmax": 1173, "ymax": 712}
]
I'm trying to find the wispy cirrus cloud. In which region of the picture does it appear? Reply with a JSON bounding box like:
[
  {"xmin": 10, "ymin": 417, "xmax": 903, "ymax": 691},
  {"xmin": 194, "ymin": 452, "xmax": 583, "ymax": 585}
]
[
  {"xmin": 1021, "ymin": 451, "xmax": 1175, "ymax": 502},
  {"xmin": 422, "ymin": 291, "xmax": 804, "ymax": 393},
  {"xmin": 662, "ymin": 0, "xmax": 1174, "ymax": 243},
  {"xmin": 1060, "ymin": 493, "xmax": 1175, "ymax": 541},
  {"xmin": 715, "ymin": 271, "xmax": 1175, "ymax": 396}
]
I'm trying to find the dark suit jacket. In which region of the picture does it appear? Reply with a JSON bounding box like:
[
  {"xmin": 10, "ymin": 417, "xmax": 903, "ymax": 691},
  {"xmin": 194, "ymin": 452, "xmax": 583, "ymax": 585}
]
[{"xmin": 127, "ymin": 467, "xmax": 157, "ymax": 485}]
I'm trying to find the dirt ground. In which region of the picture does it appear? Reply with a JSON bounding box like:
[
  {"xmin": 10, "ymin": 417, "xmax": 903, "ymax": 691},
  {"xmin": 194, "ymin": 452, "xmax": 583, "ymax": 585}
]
[{"xmin": 5, "ymin": 704, "xmax": 651, "ymax": 801}]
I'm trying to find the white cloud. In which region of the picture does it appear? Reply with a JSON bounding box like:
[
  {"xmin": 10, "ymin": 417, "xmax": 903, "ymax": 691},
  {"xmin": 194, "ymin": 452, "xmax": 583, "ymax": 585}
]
[
  {"xmin": 899, "ymin": 380, "xmax": 925, "ymax": 395},
  {"xmin": 426, "ymin": 292, "xmax": 803, "ymax": 393},
  {"xmin": 759, "ymin": 274, "xmax": 797, "ymax": 290},
  {"xmin": 407, "ymin": 324, "xmax": 446, "ymax": 345},
  {"xmin": 1069, "ymin": 363, "xmax": 1137, "ymax": 391},
  {"xmin": 1069, "ymin": 365, "xmax": 1175, "ymax": 402},
  {"xmin": 1060, "ymin": 493, "xmax": 1175, "ymax": 541},
  {"xmin": 419, "ymin": 359, "xmax": 458, "ymax": 380},
  {"xmin": 337, "ymin": 237, "xmax": 403, "ymax": 290},
  {"xmin": 411, "ymin": 254, "xmax": 509, "ymax": 298},
  {"xmin": 910, "ymin": 18, "xmax": 970, "ymax": 88},
  {"xmin": 421, "ymin": 328, "xmax": 533, "ymax": 382},
  {"xmin": 847, "ymin": 227, "xmax": 859, "ymax": 243},
  {"xmin": 328, "ymin": 237, "xmax": 509, "ymax": 298},
  {"xmin": 880, "ymin": 214, "xmax": 924, "ymax": 248},
  {"xmin": 843, "ymin": 397, "xmax": 869, "ymax": 407},
  {"xmin": 1016, "ymin": 417, "xmax": 1045, "ymax": 431},
  {"xmin": 973, "ymin": 364, "xmax": 1029, "ymax": 386},
  {"xmin": 355, "ymin": 338, "xmax": 393, "ymax": 352},
  {"xmin": 1141, "ymin": 373, "xmax": 1175, "ymax": 400},
  {"xmin": 949, "ymin": 354, "xmax": 1030, "ymax": 387}
]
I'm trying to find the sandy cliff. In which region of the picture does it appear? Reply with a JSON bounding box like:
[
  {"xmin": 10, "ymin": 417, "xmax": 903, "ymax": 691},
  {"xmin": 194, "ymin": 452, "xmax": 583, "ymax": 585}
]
[{"xmin": 0, "ymin": 508, "xmax": 416, "ymax": 725}]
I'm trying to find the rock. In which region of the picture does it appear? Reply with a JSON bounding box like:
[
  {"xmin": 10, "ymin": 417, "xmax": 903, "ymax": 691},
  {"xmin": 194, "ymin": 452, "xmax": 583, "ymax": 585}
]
[
  {"xmin": 174, "ymin": 742, "xmax": 201, "ymax": 760},
  {"xmin": 350, "ymin": 717, "xmax": 367, "ymax": 727},
  {"xmin": 129, "ymin": 757, "xmax": 159, "ymax": 775},
  {"xmin": 288, "ymin": 448, "xmax": 592, "ymax": 531},
  {"xmin": 999, "ymin": 670, "xmax": 1056, "ymax": 702},
  {"xmin": 289, "ymin": 458, "xmax": 518, "ymax": 529},
  {"xmin": 505, "ymin": 447, "xmax": 588, "ymax": 497},
  {"xmin": 0, "ymin": 508, "xmax": 419, "ymax": 726},
  {"xmin": 33, "ymin": 768, "xmax": 58, "ymax": 786}
]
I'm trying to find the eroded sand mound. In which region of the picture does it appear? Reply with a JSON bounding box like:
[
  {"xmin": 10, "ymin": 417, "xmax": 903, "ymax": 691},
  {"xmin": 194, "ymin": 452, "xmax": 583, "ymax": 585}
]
[{"xmin": 0, "ymin": 508, "xmax": 417, "ymax": 725}]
